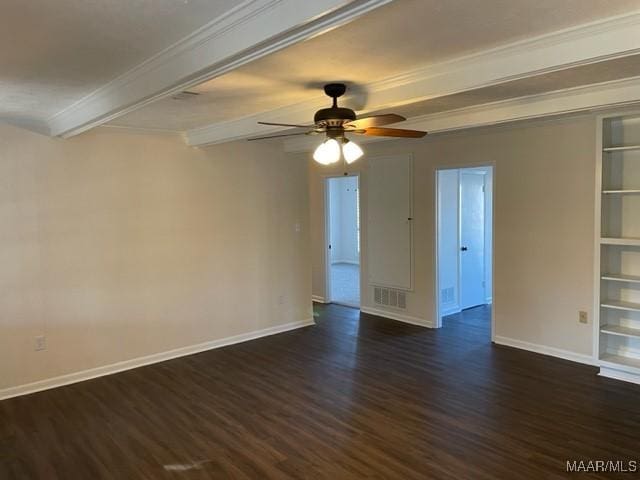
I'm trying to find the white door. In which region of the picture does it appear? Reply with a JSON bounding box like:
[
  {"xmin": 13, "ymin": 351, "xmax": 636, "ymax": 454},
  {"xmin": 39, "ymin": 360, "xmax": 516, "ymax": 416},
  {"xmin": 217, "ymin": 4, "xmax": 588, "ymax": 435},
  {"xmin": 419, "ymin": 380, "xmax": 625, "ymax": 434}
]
[{"xmin": 459, "ymin": 172, "xmax": 485, "ymax": 309}]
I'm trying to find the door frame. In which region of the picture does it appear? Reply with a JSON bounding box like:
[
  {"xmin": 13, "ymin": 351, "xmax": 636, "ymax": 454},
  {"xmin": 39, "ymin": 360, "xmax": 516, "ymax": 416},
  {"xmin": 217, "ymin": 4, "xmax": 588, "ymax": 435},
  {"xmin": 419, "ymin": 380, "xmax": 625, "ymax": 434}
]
[
  {"xmin": 324, "ymin": 173, "xmax": 361, "ymax": 307},
  {"xmin": 434, "ymin": 162, "xmax": 495, "ymax": 340}
]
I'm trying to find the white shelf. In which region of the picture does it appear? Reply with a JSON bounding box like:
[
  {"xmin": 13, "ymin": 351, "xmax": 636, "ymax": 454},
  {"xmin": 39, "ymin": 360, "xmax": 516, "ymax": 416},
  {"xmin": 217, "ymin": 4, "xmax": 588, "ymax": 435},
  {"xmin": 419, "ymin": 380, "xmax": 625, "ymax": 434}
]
[
  {"xmin": 600, "ymin": 237, "xmax": 640, "ymax": 246},
  {"xmin": 602, "ymin": 189, "xmax": 640, "ymax": 194},
  {"xmin": 601, "ymin": 299, "xmax": 640, "ymax": 312},
  {"xmin": 601, "ymin": 273, "xmax": 640, "ymax": 284},
  {"xmin": 600, "ymin": 353, "xmax": 640, "ymax": 370},
  {"xmin": 600, "ymin": 324, "xmax": 640, "ymax": 339},
  {"xmin": 598, "ymin": 115, "xmax": 640, "ymax": 385},
  {"xmin": 603, "ymin": 145, "xmax": 640, "ymax": 152}
]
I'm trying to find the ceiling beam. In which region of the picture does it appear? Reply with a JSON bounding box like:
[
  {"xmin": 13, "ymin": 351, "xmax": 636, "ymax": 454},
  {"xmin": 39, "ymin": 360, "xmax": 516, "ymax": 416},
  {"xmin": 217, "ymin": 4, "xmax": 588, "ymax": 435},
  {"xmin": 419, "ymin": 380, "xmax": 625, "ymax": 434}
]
[
  {"xmin": 47, "ymin": 0, "xmax": 392, "ymax": 138},
  {"xmin": 185, "ymin": 10, "xmax": 640, "ymax": 147},
  {"xmin": 282, "ymin": 76, "xmax": 640, "ymax": 152}
]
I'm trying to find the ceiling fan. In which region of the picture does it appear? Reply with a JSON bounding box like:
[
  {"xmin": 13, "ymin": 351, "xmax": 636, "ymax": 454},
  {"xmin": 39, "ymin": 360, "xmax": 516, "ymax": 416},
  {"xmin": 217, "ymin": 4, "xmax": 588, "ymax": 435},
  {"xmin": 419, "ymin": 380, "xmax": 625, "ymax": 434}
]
[{"xmin": 249, "ymin": 83, "xmax": 427, "ymax": 165}]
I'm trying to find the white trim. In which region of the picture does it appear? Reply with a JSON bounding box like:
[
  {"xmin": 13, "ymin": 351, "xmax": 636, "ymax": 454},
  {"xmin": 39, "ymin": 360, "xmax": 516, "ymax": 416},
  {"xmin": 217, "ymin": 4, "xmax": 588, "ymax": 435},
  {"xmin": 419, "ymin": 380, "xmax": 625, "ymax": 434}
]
[
  {"xmin": 360, "ymin": 9, "xmax": 640, "ymax": 110},
  {"xmin": 493, "ymin": 335, "xmax": 597, "ymax": 366},
  {"xmin": 95, "ymin": 124, "xmax": 183, "ymax": 137},
  {"xmin": 0, "ymin": 318, "xmax": 315, "ymax": 401},
  {"xmin": 324, "ymin": 176, "xmax": 333, "ymax": 304},
  {"xmin": 312, "ymin": 295, "xmax": 327, "ymax": 303},
  {"xmin": 360, "ymin": 306, "xmax": 434, "ymax": 328},
  {"xmin": 188, "ymin": 10, "xmax": 640, "ymax": 146},
  {"xmin": 402, "ymin": 76, "xmax": 640, "ymax": 134},
  {"xmin": 593, "ymin": 114, "xmax": 604, "ymax": 365},
  {"xmin": 48, "ymin": 0, "xmax": 392, "ymax": 138},
  {"xmin": 599, "ymin": 366, "xmax": 640, "ymax": 385}
]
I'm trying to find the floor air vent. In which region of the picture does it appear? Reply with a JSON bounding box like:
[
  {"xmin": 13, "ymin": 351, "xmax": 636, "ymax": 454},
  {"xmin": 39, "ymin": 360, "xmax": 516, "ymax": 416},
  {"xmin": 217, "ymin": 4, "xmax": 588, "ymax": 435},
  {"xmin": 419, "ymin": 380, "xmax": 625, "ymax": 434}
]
[{"xmin": 373, "ymin": 286, "xmax": 407, "ymax": 309}]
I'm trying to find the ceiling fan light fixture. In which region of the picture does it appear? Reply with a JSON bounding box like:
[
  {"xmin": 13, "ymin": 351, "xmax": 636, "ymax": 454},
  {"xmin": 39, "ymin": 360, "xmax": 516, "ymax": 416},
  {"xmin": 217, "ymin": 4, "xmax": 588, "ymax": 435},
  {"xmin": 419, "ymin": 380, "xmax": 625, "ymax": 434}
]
[
  {"xmin": 313, "ymin": 138, "xmax": 341, "ymax": 165},
  {"xmin": 342, "ymin": 139, "xmax": 363, "ymax": 164},
  {"xmin": 251, "ymin": 83, "xmax": 426, "ymax": 144}
]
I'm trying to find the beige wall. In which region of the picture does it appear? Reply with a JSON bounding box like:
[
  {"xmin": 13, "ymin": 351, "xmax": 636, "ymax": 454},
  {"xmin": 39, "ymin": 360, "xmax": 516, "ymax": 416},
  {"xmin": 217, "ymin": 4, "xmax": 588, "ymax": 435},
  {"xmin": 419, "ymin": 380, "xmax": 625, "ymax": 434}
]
[
  {"xmin": 0, "ymin": 125, "xmax": 311, "ymax": 392},
  {"xmin": 306, "ymin": 115, "xmax": 597, "ymax": 357}
]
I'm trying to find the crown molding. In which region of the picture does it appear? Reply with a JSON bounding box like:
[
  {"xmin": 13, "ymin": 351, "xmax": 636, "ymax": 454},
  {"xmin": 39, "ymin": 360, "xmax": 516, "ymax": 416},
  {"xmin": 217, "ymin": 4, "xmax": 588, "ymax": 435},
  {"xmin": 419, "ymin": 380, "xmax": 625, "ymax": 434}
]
[
  {"xmin": 47, "ymin": 0, "xmax": 392, "ymax": 138},
  {"xmin": 95, "ymin": 124, "xmax": 182, "ymax": 137},
  {"xmin": 185, "ymin": 9, "xmax": 640, "ymax": 147},
  {"xmin": 282, "ymin": 76, "xmax": 640, "ymax": 152},
  {"xmin": 402, "ymin": 76, "xmax": 640, "ymax": 133},
  {"xmin": 368, "ymin": 9, "xmax": 640, "ymax": 98}
]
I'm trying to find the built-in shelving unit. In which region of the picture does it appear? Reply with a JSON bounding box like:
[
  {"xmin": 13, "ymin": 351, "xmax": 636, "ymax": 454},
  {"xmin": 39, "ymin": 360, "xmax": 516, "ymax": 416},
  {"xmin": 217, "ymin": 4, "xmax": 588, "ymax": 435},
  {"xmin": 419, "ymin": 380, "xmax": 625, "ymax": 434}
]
[
  {"xmin": 603, "ymin": 145, "xmax": 640, "ymax": 153},
  {"xmin": 600, "ymin": 324, "xmax": 640, "ymax": 339},
  {"xmin": 601, "ymin": 273, "xmax": 640, "ymax": 284},
  {"xmin": 596, "ymin": 113, "xmax": 640, "ymax": 384},
  {"xmin": 600, "ymin": 238, "xmax": 640, "ymax": 246},
  {"xmin": 600, "ymin": 299, "xmax": 640, "ymax": 312},
  {"xmin": 602, "ymin": 189, "xmax": 640, "ymax": 194},
  {"xmin": 600, "ymin": 354, "xmax": 640, "ymax": 370}
]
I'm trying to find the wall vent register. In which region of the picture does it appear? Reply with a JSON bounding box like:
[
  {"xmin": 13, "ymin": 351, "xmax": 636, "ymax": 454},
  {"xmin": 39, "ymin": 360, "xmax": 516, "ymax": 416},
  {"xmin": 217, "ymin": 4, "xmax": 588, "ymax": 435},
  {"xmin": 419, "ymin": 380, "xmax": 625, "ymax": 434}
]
[{"xmin": 374, "ymin": 286, "xmax": 407, "ymax": 309}]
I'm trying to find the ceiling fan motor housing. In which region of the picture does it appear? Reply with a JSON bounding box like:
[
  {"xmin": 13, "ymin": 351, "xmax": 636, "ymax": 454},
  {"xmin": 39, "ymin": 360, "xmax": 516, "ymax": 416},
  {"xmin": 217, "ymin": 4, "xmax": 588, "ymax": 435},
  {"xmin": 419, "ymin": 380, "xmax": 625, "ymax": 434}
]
[
  {"xmin": 314, "ymin": 82, "xmax": 356, "ymax": 129},
  {"xmin": 313, "ymin": 107, "xmax": 356, "ymax": 125}
]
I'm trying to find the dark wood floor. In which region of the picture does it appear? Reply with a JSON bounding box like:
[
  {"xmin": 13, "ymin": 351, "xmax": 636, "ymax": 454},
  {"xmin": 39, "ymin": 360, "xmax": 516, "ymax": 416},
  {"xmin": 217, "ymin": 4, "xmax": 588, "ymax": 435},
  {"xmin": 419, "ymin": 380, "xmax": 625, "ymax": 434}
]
[{"xmin": 1, "ymin": 304, "xmax": 640, "ymax": 479}]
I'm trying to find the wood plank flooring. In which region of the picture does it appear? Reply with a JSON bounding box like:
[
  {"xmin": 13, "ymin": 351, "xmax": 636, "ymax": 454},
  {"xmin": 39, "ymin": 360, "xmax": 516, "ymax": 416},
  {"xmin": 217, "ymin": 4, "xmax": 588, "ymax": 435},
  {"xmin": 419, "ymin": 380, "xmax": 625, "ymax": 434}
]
[{"xmin": 1, "ymin": 304, "xmax": 639, "ymax": 479}]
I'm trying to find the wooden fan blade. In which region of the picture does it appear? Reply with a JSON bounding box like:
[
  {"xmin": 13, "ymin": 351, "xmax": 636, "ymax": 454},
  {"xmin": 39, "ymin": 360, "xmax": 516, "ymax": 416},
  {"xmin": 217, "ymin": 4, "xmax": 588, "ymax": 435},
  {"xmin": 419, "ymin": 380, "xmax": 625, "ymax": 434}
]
[
  {"xmin": 360, "ymin": 127, "xmax": 426, "ymax": 138},
  {"xmin": 247, "ymin": 131, "xmax": 312, "ymax": 141},
  {"xmin": 258, "ymin": 121, "xmax": 314, "ymax": 128},
  {"xmin": 344, "ymin": 113, "xmax": 406, "ymax": 129}
]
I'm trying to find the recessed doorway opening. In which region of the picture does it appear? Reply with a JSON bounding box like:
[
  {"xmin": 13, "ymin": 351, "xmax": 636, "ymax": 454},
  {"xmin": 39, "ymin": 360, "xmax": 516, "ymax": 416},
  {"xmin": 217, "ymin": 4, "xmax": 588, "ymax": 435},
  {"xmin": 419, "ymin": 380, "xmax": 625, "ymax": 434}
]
[
  {"xmin": 435, "ymin": 166, "xmax": 494, "ymax": 334},
  {"xmin": 325, "ymin": 175, "xmax": 361, "ymax": 308}
]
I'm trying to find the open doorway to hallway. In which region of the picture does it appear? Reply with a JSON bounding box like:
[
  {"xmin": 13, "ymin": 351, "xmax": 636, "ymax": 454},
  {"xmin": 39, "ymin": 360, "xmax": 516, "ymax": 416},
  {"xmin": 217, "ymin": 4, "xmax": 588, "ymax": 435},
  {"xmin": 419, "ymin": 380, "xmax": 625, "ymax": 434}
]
[
  {"xmin": 436, "ymin": 166, "xmax": 494, "ymax": 330},
  {"xmin": 325, "ymin": 175, "xmax": 360, "ymax": 308}
]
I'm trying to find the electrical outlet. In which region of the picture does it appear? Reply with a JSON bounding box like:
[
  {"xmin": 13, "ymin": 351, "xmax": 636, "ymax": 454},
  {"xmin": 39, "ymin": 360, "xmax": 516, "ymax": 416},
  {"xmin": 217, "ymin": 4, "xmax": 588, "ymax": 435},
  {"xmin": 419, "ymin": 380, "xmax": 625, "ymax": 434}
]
[
  {"xmin": 278, "ymin": 295, "xmax": 285, "ymax": 305},
  {"xmin": 35, "ymin": 335, "xmax": 46, "ymax": 351},
  {"xmin": 579, "ymin": 311, "xmax": 588, "ymax": 324}
]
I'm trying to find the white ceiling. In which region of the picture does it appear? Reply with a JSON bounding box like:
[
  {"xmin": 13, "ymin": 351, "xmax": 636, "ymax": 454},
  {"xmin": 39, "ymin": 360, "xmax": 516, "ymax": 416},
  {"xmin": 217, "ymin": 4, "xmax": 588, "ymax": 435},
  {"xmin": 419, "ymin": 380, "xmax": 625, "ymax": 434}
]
[
  {"xmin": 2, "ymin": 0, "xmax": 640, "ymax": 140},
  {"xmin": 108, "ymin": 0, "xmax": 640, "ymax": 132},
  {"xmin": 0, "ymin": 0, "xmax": 241, "ymax": 127}
]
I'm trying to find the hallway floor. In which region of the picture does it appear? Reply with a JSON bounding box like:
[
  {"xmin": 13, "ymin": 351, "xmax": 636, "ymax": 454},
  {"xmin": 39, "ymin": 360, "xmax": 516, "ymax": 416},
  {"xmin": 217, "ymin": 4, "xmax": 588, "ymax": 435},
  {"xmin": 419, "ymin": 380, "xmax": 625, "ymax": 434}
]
[{"xmin": 329, "ymin": 262, "xmax": 359, "ymax": 306}]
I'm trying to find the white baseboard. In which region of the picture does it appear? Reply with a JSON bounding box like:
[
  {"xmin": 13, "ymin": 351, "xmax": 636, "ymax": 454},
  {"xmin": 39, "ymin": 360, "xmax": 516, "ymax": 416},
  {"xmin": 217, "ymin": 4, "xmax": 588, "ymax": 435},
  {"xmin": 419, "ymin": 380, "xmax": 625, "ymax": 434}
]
[
  {"xmin": 311, "ymin": 295, "xmax": 327, "ymax": 303},
  {"xmin": 360, "ymin": 306, "xmax": 434, "ymax": 328},
  {"xmin": 493, "ymin": 335, "xmax": 597, "ymax": 366},
  {"xmin": 0, "ymin": 318, "xmax": 315, "ymax": 401}
]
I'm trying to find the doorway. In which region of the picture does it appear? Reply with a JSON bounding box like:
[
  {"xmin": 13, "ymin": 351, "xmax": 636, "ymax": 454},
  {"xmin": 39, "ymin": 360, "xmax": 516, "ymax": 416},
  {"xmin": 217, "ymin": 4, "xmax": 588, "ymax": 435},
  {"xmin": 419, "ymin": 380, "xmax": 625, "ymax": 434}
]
[
  {"xmin": 325, "ymin": 175, "xmax": 360, "ymax": 307},
  {"xmin": 436, "ymin": 166, "xmax": 493, "ymax": 328}
]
